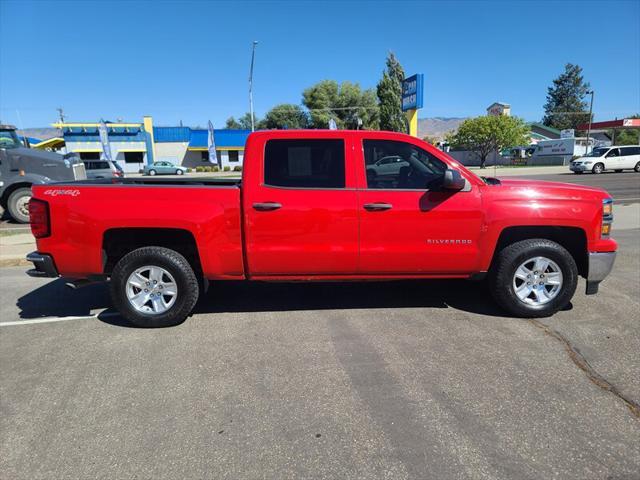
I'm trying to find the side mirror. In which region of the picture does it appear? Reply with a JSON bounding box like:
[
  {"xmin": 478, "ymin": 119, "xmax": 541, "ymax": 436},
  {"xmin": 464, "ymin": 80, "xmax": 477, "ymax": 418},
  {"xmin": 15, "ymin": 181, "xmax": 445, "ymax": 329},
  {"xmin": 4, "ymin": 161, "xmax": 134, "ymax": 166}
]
[{"xmin": 442, "ymin": 169, "xmax": 466, "ymax": 191}]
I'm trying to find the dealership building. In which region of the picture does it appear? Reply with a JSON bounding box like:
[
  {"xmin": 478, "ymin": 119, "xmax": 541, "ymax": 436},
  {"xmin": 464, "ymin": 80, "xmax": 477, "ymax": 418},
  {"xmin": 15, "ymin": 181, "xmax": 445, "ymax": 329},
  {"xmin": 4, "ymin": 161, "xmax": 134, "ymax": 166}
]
[{"xmin": 49, "ymin": 117, "xmax": 250, "ymax": 173}]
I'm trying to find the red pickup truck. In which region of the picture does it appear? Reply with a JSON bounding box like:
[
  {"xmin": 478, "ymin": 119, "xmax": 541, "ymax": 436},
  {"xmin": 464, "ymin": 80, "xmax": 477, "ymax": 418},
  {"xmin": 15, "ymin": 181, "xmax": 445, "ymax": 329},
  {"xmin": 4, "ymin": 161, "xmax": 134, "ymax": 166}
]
[{"xmin": 26, "ymin": 130, "xmax": 617, "ymax": 327}]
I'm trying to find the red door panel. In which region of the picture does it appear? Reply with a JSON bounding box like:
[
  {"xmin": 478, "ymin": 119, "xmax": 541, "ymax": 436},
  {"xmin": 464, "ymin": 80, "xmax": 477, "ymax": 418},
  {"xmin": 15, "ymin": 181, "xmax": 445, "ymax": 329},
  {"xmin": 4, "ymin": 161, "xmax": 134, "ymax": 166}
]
[
  {"xmin": 245, "ymin": 188, "xmax": 359, "ymax": 275},
  {"xmin": 358, "ymin": 189, "xmax": 484, "ymax": 274},
  {"xmin": 243, "ymin": 133, "xmax": 359, "ymax": 276},
  {"xmin": 355, "ymin": 134, "xmax": 485, "ymax": 275}
]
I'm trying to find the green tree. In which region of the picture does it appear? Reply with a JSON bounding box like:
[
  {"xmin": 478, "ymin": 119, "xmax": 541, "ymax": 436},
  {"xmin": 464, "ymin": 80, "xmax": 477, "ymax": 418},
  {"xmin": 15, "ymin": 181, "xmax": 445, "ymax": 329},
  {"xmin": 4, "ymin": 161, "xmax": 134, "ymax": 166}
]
[
  {"xmin": 263, "ymin": 104, "xmax": 309, "ymax": 129},
  {"xmin": 542, "ymin": 63, "xmax": 591, "ymax": 130},
  {"xmin": 225, "ymin": 117, "xmax": 242, "ymax": 129},
  {"xmin": 225, "ymin": 113, "xmax": 263, "ymax": 130},
  {"xmin": 302, "ymin": 80, "xmax": 379, "ymax": 129},
  {"xmin": 377, "ymin": 52, "xmax": 407, "ymax": 133},
  {"xmin": 448, "ymin": 115, "xmax": 530, "ymax": 168}
]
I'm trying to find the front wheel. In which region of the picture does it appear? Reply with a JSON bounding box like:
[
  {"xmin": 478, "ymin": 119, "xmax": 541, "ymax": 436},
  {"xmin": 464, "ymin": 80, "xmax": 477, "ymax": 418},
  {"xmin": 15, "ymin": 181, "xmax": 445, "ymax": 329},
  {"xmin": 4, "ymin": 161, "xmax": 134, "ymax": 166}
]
[
  {"xmin": 176, "ymin": 169, "xmax": 184, "ymax": 175},
  {"xmin": 489, "ymin": 239, "xmax": 578, "ymax": 318},
  {"xmin": 634, "ymin": 161, "xmax": 640, "ymax": 172},
  {"xmin": 148, "ymin": 169, "xmax": 157, "ymax": 176},
  {"xmin": 7, "ymin": 187, "xmax": 32, "ymax": 223},
  {"xmin": 109, "ymin": 247, "xmax": 200, "ymax": 327},
  {"xmin": 592, "ymin": 163, "xmax": 604, "ymax": 174}
]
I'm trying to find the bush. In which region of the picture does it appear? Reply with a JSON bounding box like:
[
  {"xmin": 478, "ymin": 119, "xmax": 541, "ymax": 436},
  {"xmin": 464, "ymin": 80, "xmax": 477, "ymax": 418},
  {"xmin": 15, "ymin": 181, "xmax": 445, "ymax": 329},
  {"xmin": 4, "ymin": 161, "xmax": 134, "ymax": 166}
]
[
  {"xmin": 186, "ymin": 168, "xmax": 192, "ymax": 173},
  {"xmin": 195, "ymin": 166, "xmax": 204, "ymax": 172},
  {"xmin": 212, "ymin": 166, "xmax": 220, "ymax": 172},
  {"xmin": 223, "ymin": 166, "xmax": 231, "ymax": 172},
  {"xmin": 233, "ymin": 166, "xmax": 242, "ymax": 172}
]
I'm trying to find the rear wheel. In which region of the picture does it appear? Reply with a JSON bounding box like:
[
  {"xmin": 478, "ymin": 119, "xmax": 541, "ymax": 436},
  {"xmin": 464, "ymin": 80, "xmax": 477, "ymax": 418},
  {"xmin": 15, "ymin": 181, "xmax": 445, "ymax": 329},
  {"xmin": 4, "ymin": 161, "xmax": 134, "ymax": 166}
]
[
  {"xmin": 490, "ymin": 239, "xmax": 578, "ymax": 318},
  {"xmin": 634, "ymin": 162, "xmax": 640, "ymax": 172},
  {"xmin": 592, "ymin": 162, "xmax": 604, "ymax": 174},
  {"xmin": 7, "ymin": 187, "xmax": 32, "ymax": 223},
  {"xmin": 149, "ymin": 169, "xmax": 157, "ymax": 176},
  {"xmin": 110, "ymin": 247, "xmax": 200, "ymax": 327},
  {"xmin": 176, "ymin": 169, "xmax": 184, "ymax": 175}
]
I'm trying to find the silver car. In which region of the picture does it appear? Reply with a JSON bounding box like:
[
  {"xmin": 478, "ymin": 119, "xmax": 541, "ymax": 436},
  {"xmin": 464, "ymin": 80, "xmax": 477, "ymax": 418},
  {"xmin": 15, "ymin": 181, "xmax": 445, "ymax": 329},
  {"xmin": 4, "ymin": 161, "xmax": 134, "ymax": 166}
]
[
  {"xmin": 142, "ymin": 161, "xmax": 188, "ymax": 176},
  {"xmin": 83, "ymin": 160, "xmax": 123, "ymax": 179}
]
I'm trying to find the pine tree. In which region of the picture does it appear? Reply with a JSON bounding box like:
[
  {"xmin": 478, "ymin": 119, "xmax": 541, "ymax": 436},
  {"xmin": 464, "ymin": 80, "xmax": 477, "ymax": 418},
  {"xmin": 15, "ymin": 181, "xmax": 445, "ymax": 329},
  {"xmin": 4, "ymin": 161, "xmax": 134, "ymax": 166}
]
[
  {"xmin": 377, "ymin": 53, "xmax": 408, "ymax": 133},
  {"xmin": 542, "ymin": 64, "xmax": 591, "ymax": 130}
]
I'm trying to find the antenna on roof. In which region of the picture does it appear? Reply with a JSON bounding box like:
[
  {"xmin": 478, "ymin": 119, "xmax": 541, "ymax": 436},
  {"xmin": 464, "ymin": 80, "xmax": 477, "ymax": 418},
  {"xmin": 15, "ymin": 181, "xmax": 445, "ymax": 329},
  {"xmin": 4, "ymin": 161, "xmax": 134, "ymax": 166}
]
[{"xmin": 56, "ymin": 107, "xmax": 66, "ymax": 123}]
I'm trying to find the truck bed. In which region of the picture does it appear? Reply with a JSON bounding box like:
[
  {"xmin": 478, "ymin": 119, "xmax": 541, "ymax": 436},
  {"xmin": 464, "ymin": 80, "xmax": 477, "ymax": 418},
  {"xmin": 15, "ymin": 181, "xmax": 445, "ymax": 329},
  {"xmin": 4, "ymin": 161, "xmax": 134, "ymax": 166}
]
[
  {"xmin": 32, "ymin": 179, "xmax": 245, "ymax": 279},
  {"xmin": 52, "ymin": 177, "xmax": 241, "ymax": 187}
]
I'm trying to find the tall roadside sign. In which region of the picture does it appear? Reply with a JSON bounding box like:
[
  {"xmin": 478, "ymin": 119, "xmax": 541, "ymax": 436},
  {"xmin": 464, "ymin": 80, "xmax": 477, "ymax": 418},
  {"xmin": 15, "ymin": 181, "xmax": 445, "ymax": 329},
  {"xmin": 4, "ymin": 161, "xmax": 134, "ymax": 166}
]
[{"xmin": 402, "ymin": 74, "xmax": 424, "ymax": 137}]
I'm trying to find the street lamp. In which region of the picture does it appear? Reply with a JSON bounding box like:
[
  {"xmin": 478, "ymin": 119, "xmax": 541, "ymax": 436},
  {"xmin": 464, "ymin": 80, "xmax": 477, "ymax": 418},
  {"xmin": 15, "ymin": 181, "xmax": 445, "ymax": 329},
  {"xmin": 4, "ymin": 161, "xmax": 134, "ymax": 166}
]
[
  {"xmin": 586, "ymin": 90, "xmax": 594, "ymax": 154},
  {"xmin": 249, "ymin": 41, "xmax": 258, "ymax": 132}
]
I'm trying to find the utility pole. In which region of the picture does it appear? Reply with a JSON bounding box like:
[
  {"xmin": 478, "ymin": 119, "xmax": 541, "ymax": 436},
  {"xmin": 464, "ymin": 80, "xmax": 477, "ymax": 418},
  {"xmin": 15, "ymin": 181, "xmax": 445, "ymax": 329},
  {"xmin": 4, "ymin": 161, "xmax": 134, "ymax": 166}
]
[
  {"xmin": 249, "ymin": 41, "xmax": 258, "ymax": 132},
  {"xmin": 56, "ymin": 107, "xmax": 66, "ymax": 124},
  {"xmin": 585, "ymin": 90, "xmax": 594, "ymax": 154}
]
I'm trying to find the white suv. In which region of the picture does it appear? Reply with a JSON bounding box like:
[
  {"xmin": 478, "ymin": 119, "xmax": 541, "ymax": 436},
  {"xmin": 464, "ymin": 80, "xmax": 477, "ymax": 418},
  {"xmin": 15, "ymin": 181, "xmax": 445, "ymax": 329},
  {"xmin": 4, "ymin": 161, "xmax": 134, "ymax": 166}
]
[{"xmin": 570, "ymin": 145, "xmax": 640, "ymax": 174}]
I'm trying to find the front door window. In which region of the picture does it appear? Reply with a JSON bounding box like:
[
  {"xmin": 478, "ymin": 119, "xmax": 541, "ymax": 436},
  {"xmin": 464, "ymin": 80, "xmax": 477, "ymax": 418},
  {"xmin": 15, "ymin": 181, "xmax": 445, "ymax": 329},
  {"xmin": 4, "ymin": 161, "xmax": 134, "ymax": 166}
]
[{"xmin": 364, "ymin": 139, "xmax": 447, "ymax": 190}]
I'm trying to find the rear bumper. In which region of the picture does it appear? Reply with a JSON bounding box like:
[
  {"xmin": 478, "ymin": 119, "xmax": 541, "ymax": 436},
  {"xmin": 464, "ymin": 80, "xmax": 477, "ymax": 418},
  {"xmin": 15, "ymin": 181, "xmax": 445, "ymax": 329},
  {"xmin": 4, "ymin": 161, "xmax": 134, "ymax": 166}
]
[
  {"xmin": 26, "ymin": 251, "xmax": 59, "ymax": 278},
  {"xmin": 585, "ymin": 251, "xmax": 616, "ymax": 295}
]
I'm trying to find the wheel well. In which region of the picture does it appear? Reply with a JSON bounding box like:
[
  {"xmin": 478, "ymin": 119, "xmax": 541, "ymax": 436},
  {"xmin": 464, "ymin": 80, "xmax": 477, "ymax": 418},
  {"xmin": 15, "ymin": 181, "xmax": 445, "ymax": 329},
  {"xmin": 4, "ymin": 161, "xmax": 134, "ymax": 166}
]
[
  {"xmin": 492, "ymin": 226, "xmax": 588, "ymax": 277},
  {"xmin": 1, "ymin": 182, "xmax": 32, "ymax": 207},
  {"xmin": 102, "ymin": 228, "xmax": 202, "ymax": 276}
]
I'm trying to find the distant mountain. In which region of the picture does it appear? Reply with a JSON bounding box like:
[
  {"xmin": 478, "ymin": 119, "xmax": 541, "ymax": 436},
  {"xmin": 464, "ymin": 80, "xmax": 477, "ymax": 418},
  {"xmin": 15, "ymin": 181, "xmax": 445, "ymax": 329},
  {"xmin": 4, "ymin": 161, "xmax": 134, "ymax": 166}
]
[
  {"xmin": 418, "ymin": 117, "xmax": 466, "ymax": 140},
  {"xmin": 16, "ymin": 128, "xmax": 61, "ymax": 140}
]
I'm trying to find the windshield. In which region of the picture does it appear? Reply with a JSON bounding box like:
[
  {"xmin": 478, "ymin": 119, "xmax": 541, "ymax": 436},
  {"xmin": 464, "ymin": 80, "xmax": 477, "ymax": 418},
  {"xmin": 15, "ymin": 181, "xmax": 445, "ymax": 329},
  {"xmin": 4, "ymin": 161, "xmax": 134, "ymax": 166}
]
[
  {"xmin": 0, "ymin": 130, "xmax": 22, "ymax": 149},
  {"xmin": 584, "ymin": 147, "xmax": 609, "ymax": 158}
]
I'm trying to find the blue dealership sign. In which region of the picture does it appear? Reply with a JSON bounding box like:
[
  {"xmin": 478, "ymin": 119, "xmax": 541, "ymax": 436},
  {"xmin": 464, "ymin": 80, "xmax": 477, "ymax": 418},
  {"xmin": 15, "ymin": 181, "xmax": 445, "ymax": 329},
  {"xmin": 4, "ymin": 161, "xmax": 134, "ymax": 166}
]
[{"xmin": 402, "ymin": 74, "xmax": 424, "ymax": 111}]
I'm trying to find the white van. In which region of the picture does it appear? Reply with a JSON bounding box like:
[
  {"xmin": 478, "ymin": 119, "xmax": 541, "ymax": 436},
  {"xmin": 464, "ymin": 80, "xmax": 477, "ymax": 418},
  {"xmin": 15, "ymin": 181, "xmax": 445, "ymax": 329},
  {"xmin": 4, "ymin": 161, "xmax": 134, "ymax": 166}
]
[{"xmin": 570, "ymin": 145, "xmax": 640, "ymax": 174}]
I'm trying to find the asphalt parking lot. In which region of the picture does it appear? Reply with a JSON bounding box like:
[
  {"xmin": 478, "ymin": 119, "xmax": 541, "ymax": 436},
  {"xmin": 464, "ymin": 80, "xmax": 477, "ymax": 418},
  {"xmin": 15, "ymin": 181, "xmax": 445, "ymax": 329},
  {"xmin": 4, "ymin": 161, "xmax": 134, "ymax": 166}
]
[
  {"xmin": 1, "ymin": 169, "xmax": 639, "ymax": 478},
  {"xmin": 1, "ymin": 228, "xmax": 639, "ymax": 479}
]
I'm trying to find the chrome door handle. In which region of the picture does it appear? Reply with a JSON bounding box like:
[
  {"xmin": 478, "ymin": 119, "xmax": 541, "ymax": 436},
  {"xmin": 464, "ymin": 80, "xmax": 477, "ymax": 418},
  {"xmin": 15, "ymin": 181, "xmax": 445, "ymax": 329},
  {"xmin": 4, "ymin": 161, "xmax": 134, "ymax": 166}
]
[
  {"xmin": 363, "ymin": 203, "xmax": 393, "ymax": 211},
  {"xmin": 253, "ymin": 202, "xmax": 282, "ymax": 211}
]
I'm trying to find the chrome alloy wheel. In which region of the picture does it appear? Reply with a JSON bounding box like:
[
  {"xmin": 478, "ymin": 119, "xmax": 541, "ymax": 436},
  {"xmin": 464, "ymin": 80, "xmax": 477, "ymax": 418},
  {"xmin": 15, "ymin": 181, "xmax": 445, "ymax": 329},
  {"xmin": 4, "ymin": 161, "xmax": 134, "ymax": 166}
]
[
  {"xmin": 126, "ymin": 265, "xmax": 178, "ymax": 314},
  {"xmin": 17, "ymin": 195, "xmax": 30, "ymax": 218},
  {"xmin": 512, "ymin": 256, "xmax": 563, "ymax": 306}
]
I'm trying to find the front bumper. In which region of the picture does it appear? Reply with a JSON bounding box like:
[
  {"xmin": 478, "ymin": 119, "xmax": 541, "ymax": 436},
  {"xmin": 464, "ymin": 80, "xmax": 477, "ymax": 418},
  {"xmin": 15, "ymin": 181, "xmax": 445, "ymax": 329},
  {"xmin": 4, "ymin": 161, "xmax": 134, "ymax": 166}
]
[
  {"xmin": 569, "ymin": 163, "xmax": 590, "ymax": 172},
  {"xmin": 585, "ymin": 251, "xmax": 616, "ymax": 294},
  {"xmin": 26, "ymin": 251, "xmax": 59, "ymax": 278}
]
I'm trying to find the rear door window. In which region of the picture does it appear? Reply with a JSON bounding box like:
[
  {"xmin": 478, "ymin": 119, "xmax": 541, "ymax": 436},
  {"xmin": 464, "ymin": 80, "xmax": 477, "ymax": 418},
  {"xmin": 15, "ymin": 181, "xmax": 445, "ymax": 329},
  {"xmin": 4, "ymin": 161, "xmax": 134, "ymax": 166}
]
[{"xmin": 264, "ymin": 139, "xmax": 345, "ymax": 188}]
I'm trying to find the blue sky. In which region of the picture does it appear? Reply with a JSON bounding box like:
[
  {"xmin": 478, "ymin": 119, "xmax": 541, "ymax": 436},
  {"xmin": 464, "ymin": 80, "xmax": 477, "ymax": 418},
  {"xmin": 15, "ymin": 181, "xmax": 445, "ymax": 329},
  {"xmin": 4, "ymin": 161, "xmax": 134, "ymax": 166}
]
[{"xmin": 1, "ymin": 0, "xmax": 638, "ymax": 128}]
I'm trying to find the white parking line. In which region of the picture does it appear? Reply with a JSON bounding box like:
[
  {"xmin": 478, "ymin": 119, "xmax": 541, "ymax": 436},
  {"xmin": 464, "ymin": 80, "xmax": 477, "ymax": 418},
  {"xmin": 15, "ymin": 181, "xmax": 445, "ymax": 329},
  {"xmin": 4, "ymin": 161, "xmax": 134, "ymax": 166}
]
[{"xmin": 0, "ymin": 313, "xmax": 117, "ymax": 327}]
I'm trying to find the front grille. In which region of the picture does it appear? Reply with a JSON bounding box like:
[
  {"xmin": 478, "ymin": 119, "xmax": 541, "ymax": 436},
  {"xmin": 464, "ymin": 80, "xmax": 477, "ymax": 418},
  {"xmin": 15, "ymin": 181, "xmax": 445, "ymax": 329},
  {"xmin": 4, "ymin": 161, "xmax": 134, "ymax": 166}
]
[{"xmin": 72, "ymin": 163, "xmax": 87, "ymax": 180}]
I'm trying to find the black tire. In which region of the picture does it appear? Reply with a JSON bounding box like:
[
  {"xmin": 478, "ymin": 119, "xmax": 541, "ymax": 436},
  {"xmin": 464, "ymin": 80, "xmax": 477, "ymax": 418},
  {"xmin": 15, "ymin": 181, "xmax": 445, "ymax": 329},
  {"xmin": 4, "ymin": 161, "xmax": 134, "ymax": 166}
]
[
  {"xmin": 634, "ymin": 162, "xmax": 639, "ymax": 172},
  {"xmin": 7, "ymin": 187, "xmax": 32, "ymax": 223},
  {"xmin": 176, "ymin": 169, "xmax": 184, "ymax": 175},
  {"xmin": 148, "ymin": 169, "xmax": 157, "ymax": 176},
  {"xmin": 592, "ymin": 162, "xmax": 604, "ymax": 174},
  {"xmin": 109, "ymin": 247, "xmax": 200, "ymax": 327},
  {"xmin": 489, "ymin": 239, "xmax": 578, "ymax": 318}
]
